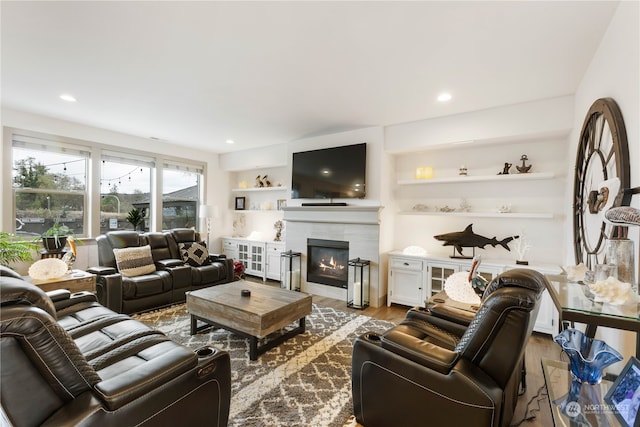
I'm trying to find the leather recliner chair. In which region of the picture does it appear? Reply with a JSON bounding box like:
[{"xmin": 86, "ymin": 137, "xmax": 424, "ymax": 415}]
[
  {"xmin": 0, "ymin": 270, "xmax": 232, "ymax": 426},
  {"xmin": 351, "ymin": 268, "xmax": 548, "ymax": 427}
]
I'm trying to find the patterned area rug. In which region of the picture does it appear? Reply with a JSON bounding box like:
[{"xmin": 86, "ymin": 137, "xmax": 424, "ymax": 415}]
[{"xmin": 133, "ymin": 303, "xmax": 395, "ymax": 427}]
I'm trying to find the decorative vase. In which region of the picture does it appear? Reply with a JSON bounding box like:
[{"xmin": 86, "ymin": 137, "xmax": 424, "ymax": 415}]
[
  {"xmin": 42, "ymin": 236, "xmax": 68, "ymax": 253},
  {"xmin": 554, "ymin": 329, "xmax": 623, "ymax": 384},
  {"xmin": 605, "ymin": 238, "xmax": 636, "ymax": 293}
]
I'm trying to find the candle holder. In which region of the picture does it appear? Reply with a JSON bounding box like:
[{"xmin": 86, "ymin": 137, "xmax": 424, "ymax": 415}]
[
  {"xmin": 280, "ymin": 250, "xmax": 301, "ymax": 291},
  {"xmin": 347, "ymin": 257, "xmax": 370, "ymax": 309}
]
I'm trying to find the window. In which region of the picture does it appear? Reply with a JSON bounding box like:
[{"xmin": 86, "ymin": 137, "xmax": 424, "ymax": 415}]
[
  {"xmin": 9, "ymin": 129, "xmax": 206, "ymax": 237},
  {"xmin": 12, "ymin": 133, "xmax": 88, "ymax": 238},
  {"xmin": 162, "ymin": 162, "xmax": 203, "ymax": 230},
  {"xmin": 100, "ymin": 152, "xmax": 153, "ymax": 233}
]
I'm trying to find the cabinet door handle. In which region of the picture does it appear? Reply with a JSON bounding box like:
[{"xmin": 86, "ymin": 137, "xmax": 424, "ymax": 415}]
[{"xmin": 403, "ymin": 262, "xmax": 409, "ymax": 266}]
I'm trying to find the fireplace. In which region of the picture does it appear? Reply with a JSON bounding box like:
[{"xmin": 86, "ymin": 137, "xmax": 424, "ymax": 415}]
[{"xmin": 307, "ymin": 238, "xmax": 349, "ymax": 288}]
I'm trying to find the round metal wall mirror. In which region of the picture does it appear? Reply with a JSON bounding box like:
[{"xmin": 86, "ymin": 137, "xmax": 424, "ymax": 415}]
[{"xmin": 573, "ymin": 98, "xmax": 630, "ymax": 267}]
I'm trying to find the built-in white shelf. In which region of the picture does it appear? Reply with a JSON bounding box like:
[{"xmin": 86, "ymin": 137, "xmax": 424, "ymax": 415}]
[
  {"xmin": 231, "ymin": 187, "xmax": 287, "ymax": 192},
  {"xmin": 397, "ymin": 172, "xmax": 555, "ymax": 185},
  {"xmin": 398, "ymin": 211, "xmax": 554, "ymax": 219},
  {"xmin": 233, "ymin": 209, "xmax": 284, "ymax": 213}
]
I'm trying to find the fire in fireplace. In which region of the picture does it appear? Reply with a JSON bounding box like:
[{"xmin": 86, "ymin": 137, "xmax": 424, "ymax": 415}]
[{"xmin": 307, "ymin": 238, "xmax": 349, "ymax": 288}]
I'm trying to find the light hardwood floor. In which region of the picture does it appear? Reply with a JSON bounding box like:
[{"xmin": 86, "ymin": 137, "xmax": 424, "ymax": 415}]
[{"xmin": 249, "ymin": 277, "xmax": 559, "ymax": 426}]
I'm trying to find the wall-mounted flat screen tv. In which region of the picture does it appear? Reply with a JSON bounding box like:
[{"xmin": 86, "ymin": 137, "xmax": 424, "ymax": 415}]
[{"xmin": 291, "ymin": 143, "xmax": 366, "ymax": 199}]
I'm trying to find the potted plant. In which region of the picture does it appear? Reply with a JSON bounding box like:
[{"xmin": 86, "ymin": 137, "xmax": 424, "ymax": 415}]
[
  {"xmin": 126, "ymin": 208, "xmax": 144, "ymax": 231},
  {"xmin": 41, "ymin": 219, "xmax": 74, "ymax": 253},
  {"xmin": 0, "ymin": 231, "xmax": 38, "ymax": 267}
]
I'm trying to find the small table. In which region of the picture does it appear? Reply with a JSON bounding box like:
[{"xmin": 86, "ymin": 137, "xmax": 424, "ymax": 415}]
[
  {"xmin": 25, "ymin": 269, "xmax": 96, "ymax": 293},
  {"xmin": 545, "ymin": 274, "xmax": 640, "ymax": 356},
  {"xmin": 186, "ymin": 280, "xmax": 313, "ymax": 360},
  {"xmin": 542, "ymin": 358, "xmax": 621, "ymax": 426}
]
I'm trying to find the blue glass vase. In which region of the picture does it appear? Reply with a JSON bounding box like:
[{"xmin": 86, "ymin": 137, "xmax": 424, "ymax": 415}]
[{"xmin": 554, "ymin": 329, "xmax": 623, "ymax": 384}]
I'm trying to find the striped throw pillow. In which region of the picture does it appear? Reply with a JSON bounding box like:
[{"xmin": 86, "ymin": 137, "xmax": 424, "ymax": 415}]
[{"xmin": 113, "ymin": 245, "xmax": 156, "ymax": 277}]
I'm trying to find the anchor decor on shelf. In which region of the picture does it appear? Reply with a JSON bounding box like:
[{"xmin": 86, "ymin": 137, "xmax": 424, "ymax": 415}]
[
  {"xmin": 434, "ymin": 224, "xmax": 519, "ymax": 259},
  {"xmin": 516, "ymin": 154, "xmax": 532, "ymax": 173}
]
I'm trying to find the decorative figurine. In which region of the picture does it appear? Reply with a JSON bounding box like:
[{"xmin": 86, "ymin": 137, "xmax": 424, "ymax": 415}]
[
  {"xmin": 261, "ymin": 175, "xmax": 271, "ymax": 187},
  {"xmin": 513, "ymin": 230, "xmax": 531, "ymax": 265},
  {"xmin": 516, "ymin": 155, "xmax": 532, "ymax": 173},
  {"xmin": 459, "ymin": 199, "xmax": 471, "ymax": 212},
  {"xmin": 498, "ymin": 163, "xmax": 512, "ymax": 175},
  {"xmin": 255, "ymin": 175, "xmax": 264, "ymax": 187},
  {"xmin": 434, "ymin": 224, "xmax": 519, "ymax": 258},
  {"xmin": 274, "ymin": 220, "xmax": 284, "ymax": 241}
]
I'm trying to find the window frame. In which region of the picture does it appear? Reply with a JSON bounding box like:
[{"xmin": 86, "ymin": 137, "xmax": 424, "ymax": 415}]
[{"xmin": 4, "ymin": 127, "xmax": 207, "ymax": 238}]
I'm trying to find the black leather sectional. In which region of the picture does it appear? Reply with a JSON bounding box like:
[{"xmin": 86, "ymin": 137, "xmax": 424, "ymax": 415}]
[{"xmin": 0, "ymin": 266, "xmax": 231, "ymax": 426}]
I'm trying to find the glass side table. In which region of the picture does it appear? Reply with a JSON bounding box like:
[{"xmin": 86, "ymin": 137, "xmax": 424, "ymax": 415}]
[
  {"xmin": 545, "ymin": 274, "xmax": 640, "ymax": 356},
  {"xmin": 542, "ymin": 358, "xmax": 622, "ymax": 427}
]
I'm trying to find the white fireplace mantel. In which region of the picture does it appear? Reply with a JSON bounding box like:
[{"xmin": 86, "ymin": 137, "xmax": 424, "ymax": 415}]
[
  {"xmin": 283, "ymin": 206, "xmax": 383, "ymax": 225},
  {"xmin": 283, "ymin": 205, "xmax": 384, "ymax": 307}
]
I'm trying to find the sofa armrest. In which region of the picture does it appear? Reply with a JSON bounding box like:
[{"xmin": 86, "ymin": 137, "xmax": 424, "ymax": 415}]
[
  {"xmin": 208, "ymin": 253, "xmax": 226, "ymax": 260},
  {"xmin": 404, "ymin": 307, "xmax": 469, "ymax": 338},
  {"xmin": 47, "ymin": 289, "xmax": 72, "ymax": 302},
  {"xmin": 95, "ymin": 274, "xmax": 123, "ymax": 313},
  {"xmin": 87, "ymin": 266, "xmax": 117, "ymax": 275},
  {"xmin": 216, "ymin": 257, "xmax": 234, "ymax": 283},
  {"xmin": 93, "ymin": 341, "xmax": 197, "ymax": 410},
  {"xmin": 381, "ymin": 328, "xmax": 458, "ymax": 374},
  {"xmin": 156, "ymin": 259, "xmax": 185, "ymax": 269}
]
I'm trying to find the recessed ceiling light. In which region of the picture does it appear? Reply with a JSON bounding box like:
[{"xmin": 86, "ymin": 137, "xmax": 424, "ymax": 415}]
[
  {"xmin": 225, "ymin": 139, "xmax": 235, "ymax": 144},
  {"xmin": 59, "ymin": 94, "xmax": 77, "ymax": 102},
  {"xmin": 437, "ymin": 92, "xmax": 452, "ymax": 102}
]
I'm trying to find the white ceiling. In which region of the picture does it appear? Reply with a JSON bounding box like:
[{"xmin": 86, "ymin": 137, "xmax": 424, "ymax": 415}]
[{"xmin": 1, "ymin": 1, "xmax": 618, "ymax": 153}]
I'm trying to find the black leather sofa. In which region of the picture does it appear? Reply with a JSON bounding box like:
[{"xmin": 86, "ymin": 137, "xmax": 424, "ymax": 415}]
[
  {"xmin": 352, "ymin": 268, "xmax": 548, "ymax": 427},
  {"xmin": 89, "ymin": 229, "xmax": 233, "ymax": 314},
  {"xmin": 0, "ymin": 266, "xmax": 231, "ymax": 426}
]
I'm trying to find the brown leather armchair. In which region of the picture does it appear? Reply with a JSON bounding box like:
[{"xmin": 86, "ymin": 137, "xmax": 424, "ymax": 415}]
[
  {"xmin": 351, "ymin": 268, "xmax": 548, "ymax": 427},
  {"xmin": 0, "ymin": 271, "xmax": 231, "ymax": 426}
]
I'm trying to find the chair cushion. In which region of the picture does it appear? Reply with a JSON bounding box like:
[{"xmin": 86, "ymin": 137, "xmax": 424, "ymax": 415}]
[
  {"xmin": 178, "ymin": 242, "xmax": 210, "ymax": 267},
  {"xmin": 113, "ymin": 245, "xmax": 156, "ymax": 277}
]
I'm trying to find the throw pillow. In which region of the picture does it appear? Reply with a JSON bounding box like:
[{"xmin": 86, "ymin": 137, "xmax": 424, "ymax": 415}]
[
  {"xmin": 179, "ymin": 241, "xmax": 210, "ymax": 267},
  {"xmin": 113, "ymin": 245, "xmax": 156, "ymax": 277}
]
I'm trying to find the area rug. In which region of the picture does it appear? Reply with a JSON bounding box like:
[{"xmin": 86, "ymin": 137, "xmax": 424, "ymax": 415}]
[{"xmin": 133, "ymin": 304, "xmax": 395, "ymax": 427}]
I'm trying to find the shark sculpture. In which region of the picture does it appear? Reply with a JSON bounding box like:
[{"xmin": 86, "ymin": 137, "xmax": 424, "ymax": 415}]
[{"xmin": 434, "ymin": 224, "xmax": 519, "ymax": 258}]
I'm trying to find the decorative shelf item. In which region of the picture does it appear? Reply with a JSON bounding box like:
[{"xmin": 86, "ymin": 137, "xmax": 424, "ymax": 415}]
[
  {"xmin": 231, "ymin": 186, "xmax": 287, "ymax": 192},
  {"xmin": 398, "ymin": 211, "xmax": 554, "ymax": 219},
  {"xmin": 397, "ymin": 171, "xmax": 555, "ymax": 185}
]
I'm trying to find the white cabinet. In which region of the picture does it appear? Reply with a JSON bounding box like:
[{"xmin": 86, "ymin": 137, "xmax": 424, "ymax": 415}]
[
  {"xmin": 222, "ymin": 237, "xmax": 284, "ymax": 282},
  {"xmin": 221, "ymin": 238, "xmax": 239, "ymax": 261},
  {"xmin": 387, "ymin": 251, "xmax": 559, "ymax": 335},
  {"xmin": 266, "ymin": 242, "xmax": 285, "ymax": 281},
  {"xmin": 425, "ymin": 261, "xmax": 459, "ymax": 298},
  {"xmin": 388, "ymin": 256, "xmax": 426, "ymax": 307}
]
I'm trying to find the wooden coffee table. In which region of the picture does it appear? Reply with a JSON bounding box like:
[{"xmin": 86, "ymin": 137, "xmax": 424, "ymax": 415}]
[{"xmin": 186, "ymin": 280, "xmax": 312, "ymax": 360}]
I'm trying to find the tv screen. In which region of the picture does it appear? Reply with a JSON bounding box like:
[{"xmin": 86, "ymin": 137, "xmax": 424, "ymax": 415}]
[{"xmin": 291, "ymin": 143, "xmax": 366, "ymax": 199}]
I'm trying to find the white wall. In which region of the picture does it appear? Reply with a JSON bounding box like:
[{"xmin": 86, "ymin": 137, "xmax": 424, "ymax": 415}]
[
  {"xmin": 566, "ymin": 1, "xmax": 640, "ymax": 367},
  {"xmin": 385, "ymin": 95, "xmax": 574, "ymax": 152}
]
